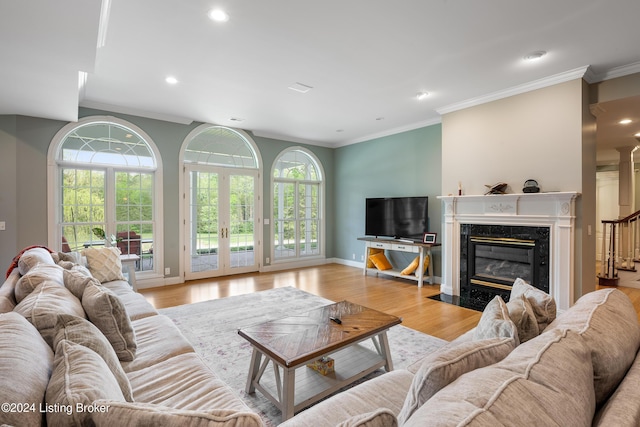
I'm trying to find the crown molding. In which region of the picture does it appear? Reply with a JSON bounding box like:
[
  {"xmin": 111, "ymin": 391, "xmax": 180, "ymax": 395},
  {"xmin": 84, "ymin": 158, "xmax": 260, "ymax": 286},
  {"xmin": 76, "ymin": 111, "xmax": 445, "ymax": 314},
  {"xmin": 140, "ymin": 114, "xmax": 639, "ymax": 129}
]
[
  {"xmin": 335, "ymin": 117, "xmax": 443, "ymax": 148},
  {"xmin": 437, "ymin": 66, "xmax": 592, "ymax": 116},
  {"xmin": 592, "ymin": 61, "xmax": 640, "ymax": 83}
]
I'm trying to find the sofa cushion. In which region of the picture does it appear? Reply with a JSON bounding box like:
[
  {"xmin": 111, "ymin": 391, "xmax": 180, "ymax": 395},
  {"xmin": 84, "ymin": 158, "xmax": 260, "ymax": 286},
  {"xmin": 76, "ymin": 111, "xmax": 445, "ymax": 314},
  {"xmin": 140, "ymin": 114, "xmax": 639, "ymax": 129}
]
[
  {"xmin": 101, "ymin": 279, "xmax": 158, "ymax": 320},
  {"xmin": 337, "ymin": 408, "xmax": 398, "ymax": 427},
  {"xmin": 14, "ymin": 280, "xmax": 86, "ymax": 347},
  {"xmin": 89, "ymin": 400, "xmax": 263, "ymax": 427},
  {"xmin": 593, "ymin": 352, "xmax": 640, "ymax": 427},
  {"xmin": 83, "ymin": 247, "xmax": 126, "ymax": 283},
  {"xmin": 403, "ymin": 329, "xmax": 595, "ymax": 427},
  {"xmin": 82, "ymin": 280, "xmax": 137, "ymax": 361},
  {"xmin": 53, "ymin": 314, "xmax": 134, "ymax": 402},
  {"xmin": 279, "ymin": 369, "xmax": 414, "ymax": 427},
  {"xmin": 0, "ymin": 269, "xmax": 19, "ymax": 313},
  {"xmin": 127, "ymin": 352, "xmax": 254, "ymax": 413},
  {"xmin": 473, "ymin": 296, "xmax": 519, "ymax": 344},
  {"xmin": 397, "ymin": 336, "xmax": 515, "ymax": 424},
  {"xmin": 15, "ymin": 262, "xmax": 65, "ymax": 303},
  {"xmin": 122, "ymin": 314, "xmax": 194, "ymax": 373},
  {"xmin": 0, "ymin": 312, "xmax": 54, "ymax": 427},
  {"xmin": 544, "ymin": 288, "xmax": 640, "ymax": 405},
  {"xmin": 506, "ymin": 293, "xmax": 539, "ymax": 343},
  {"xmin": 45, "ymin": 339, "xmax": 126, "ymax": 427},
  {"xmin": 17, "ymin": 247, "xmax": 56, "ymax": 275},
  {"xmin": 510, "ymin": 278, "xmax": 556, "ymax": 330}
]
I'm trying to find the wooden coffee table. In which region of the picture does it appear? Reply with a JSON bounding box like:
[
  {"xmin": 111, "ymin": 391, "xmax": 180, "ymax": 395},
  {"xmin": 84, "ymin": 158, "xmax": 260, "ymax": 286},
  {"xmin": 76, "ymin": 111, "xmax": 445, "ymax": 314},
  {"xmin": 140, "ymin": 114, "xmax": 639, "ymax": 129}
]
[{"xmin": 238, "ymin": 300, "xmax": 402, "ymax": 420}]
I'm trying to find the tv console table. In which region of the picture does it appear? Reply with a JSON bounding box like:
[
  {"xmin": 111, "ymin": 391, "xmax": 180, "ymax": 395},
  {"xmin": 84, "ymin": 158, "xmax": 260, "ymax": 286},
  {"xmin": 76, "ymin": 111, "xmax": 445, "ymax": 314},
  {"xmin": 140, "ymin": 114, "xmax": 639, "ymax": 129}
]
[{"xmin": 358, "ymin": 237, "xmax": 439, "ymax": 287}]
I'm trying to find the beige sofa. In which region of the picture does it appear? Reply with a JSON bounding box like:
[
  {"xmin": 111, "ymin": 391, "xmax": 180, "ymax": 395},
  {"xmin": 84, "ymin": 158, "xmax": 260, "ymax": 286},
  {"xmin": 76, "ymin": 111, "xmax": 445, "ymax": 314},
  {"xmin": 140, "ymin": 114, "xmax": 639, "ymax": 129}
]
[
  {"xmin": 0, "ymin": 247, "xmax": 263, "ymax": 427},
  {"xmin": 281, "ymin": 280, "xmax": 640, "ymax": 427}
]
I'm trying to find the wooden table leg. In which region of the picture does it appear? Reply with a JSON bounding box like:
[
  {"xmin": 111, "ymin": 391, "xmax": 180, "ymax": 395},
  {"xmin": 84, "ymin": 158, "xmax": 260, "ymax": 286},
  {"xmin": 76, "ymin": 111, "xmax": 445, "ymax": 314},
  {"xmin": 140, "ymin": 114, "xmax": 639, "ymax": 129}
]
[
  {"xmin": 245, "ymin": 348, "xmax": 262, "ymax": 394},
  {"xmin": 281, "ymin": 366, "xmax": 296, "ymax": 421},
  {"xmin": 378, "ymin": 331, "xmax": 394, "ymax": 372}
]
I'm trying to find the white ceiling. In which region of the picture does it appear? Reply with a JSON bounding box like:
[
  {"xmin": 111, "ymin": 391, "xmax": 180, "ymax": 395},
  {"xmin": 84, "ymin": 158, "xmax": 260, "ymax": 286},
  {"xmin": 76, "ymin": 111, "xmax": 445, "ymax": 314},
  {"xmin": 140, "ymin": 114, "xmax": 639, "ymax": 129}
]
[{"xmin": 2, "ymin": 0, "xmax": 640, "ymax": 150}]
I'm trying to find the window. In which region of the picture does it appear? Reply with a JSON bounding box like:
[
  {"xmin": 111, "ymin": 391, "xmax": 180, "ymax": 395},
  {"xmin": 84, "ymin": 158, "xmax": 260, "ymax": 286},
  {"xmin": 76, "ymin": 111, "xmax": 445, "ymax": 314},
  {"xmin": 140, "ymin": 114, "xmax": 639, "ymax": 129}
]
[
  {"xmin": 48, "ymin": 117, "xmax": 162, "ymax": 277},
  {"xmin": 272, "ymin": 148, "xmax": 324, "ymax": 261}
]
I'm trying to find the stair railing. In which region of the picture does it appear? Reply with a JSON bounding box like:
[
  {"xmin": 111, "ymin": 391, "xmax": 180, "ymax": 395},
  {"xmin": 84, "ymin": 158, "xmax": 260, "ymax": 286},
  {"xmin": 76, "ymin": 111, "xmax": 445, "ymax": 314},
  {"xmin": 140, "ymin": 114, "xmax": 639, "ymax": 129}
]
[{"xmin": 599, "ymin": 208, "xmax": 640, "ymax": 286}]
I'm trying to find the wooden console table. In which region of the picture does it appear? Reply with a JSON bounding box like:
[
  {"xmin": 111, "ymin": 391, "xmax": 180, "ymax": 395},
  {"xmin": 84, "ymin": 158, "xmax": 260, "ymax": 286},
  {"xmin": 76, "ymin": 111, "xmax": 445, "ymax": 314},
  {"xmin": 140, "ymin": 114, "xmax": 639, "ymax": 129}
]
[{"xmin": 358, "ymin": 237, "xmax": 439, "ymax": 287}]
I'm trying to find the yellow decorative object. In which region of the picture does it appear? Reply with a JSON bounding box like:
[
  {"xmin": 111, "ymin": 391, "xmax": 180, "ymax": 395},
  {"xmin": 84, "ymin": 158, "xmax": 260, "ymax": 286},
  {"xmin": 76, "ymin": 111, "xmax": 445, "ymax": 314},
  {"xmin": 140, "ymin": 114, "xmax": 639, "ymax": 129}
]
[
  {"xmin": 422, "ymin": 254, "xmax": 430, "ymax": 274},
  {"xmin": 307, "ymin": 356, "xmax": 335, "ymax": 376},
  {"xmin": 366, "ymin": 248, "xmax": 383, "ymax": 268},
  {"xmin": 401, "ymin": 256, "xmax": 420, "ymax": 275},
  {"xmin": 369, "ymin": 252, "xmax": 393, "ymax": 270}
]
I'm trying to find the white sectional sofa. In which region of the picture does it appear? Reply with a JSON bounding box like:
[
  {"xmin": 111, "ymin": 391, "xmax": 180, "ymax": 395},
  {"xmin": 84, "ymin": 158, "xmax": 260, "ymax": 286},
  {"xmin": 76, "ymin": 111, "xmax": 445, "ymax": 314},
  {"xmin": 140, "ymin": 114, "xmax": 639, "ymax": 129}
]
[
  {"xmin": 0, "ymin": 247, "xmax": 264, "ymax": 427},
  {"xmin": 281, "ymin": 280, "xmax": 640, "ymax": 426}
]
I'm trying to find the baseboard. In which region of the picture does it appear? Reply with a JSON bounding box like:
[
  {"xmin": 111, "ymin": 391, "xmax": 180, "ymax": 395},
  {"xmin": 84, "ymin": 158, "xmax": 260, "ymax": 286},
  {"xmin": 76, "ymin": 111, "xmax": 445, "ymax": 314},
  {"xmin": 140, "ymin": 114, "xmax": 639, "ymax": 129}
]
[
  {"xmin": 261, "ymin": 257, "xmax": 330, "ymax": 273},
  {"xmin": 136, "ymin": 276, "xmax": 183, "ymax": 289}
]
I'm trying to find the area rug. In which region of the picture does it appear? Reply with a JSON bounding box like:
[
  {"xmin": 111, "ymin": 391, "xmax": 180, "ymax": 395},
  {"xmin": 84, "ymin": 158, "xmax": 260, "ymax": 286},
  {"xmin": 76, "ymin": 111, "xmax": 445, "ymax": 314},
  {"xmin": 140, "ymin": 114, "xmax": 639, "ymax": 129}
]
[{"xmin": 159, "ymin": 286, "xmax": 447, "ymax": 426}]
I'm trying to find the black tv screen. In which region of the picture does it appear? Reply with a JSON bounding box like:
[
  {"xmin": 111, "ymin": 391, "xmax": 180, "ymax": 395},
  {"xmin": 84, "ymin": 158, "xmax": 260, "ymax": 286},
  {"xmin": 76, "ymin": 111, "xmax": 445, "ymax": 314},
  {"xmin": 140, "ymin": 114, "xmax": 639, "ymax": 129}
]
[{"xmin": 365, "ymin": 197, "xmax": 428, "ymax": 240}]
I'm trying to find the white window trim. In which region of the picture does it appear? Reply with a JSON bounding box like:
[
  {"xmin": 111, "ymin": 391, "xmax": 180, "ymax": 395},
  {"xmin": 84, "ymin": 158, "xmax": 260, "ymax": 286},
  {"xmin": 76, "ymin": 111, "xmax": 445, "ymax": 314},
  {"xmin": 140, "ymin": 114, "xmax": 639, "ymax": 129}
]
[
  {"xmin": 270, "ymin": 146, "xmax": 325, "ymax": 265},
  {"xmin": 178, "ymin": 124, "xmax": 263, "ymax": 279},
  {"xmin": 47, "ymin": 115, "xmax": 165, "ymax": 284}
]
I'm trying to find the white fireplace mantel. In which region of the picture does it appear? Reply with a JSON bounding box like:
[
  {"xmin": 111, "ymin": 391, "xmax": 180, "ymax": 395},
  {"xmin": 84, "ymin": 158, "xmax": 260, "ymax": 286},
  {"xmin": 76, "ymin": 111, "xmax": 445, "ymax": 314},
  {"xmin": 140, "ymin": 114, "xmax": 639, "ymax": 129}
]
[{"xmin": 438, "ymin": 191, "xmax": 580, "ymax": 311}]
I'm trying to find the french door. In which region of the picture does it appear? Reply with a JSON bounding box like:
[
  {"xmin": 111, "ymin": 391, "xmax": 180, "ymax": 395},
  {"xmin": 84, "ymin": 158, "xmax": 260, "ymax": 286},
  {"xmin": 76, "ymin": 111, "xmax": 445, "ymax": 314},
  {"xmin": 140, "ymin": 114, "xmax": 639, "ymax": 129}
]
[{"xmin": 184, "ymin": 165, "xmax": 259, "ymax": 280}]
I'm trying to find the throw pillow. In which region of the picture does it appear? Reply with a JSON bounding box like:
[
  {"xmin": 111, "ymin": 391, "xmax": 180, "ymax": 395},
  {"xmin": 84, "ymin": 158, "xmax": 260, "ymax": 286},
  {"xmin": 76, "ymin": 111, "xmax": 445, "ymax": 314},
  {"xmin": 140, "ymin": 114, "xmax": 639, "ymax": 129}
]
[
  {"xmin": 82, "ymin": 280, "xmax": 137, "ymax": 361},
  {"xmin": 366, "ymin": 248, "xmax": 384, "ymax": 268},
  {"xmin": 83, "ymin": 247, "xmax": 126, "ymax": 283},
  {"xmin": 15, "ymin": 262, "xmax": 65, "ymax": 303},
  {"xmin": 369, "ymin": 252, "xmax": 392, "ymax": 271},
  {"xmin": 89, "ymin": 401, "xmax": 264, "ymax": 427},
  {"xmin": 544, "ymin": 288, "xmax": 640, "ymax": 405},
  {"xmin": 506, "ymin": 294, "xmax": 540, "ymax": 343},
  {"xmin": 403, "ymin": 329, "xmax": 595, "ymax": 427},
  {"xmin": 0, "ymin": 312, "xmax": 54, "ymax": 427},
  {"xmin": 46, "ymin": 340, "xmax": 126, "ymax": 427},
  {"xmin": 397, "ymin": 337, "xmax": 515, "ymax": 424},
  {"xmin": 337, "ymin": 408, "xmax": 398, "ymax": 427},
  {"xmin": 53, "ymin": 314, "xmax": 134, "ymax": 402},
  {"xmin": 510, "ymin": 277, "xmax": 556, "ymax": 330},
  {"xmin": 63, "ymin": 268, "xmax": 96, "ymax": 299},
  {"xmin": 400, "ymin": 256, "xmax": 420, "ymax": 275},
  {"xmin": 13, "ymin": 280, "xmax": 86, "ymax": 348},
  {"xmin": 17, "ymin": 247, "xmax": 55, "ymax": 276},
  {"xmin": 473, "ymin": 296, "xmax": 519, "ymax": 344}
]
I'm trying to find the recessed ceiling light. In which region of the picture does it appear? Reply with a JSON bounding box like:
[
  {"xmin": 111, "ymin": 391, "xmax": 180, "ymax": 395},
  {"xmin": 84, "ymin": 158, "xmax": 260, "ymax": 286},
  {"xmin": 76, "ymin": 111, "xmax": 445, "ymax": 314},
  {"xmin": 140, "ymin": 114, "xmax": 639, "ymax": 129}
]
[
  {"xmin": 416, "ymin": 92, "xmax": 429, "ymax": 100},
  {"xmin": 375, "ymin": 117, "xmax": 384, "ymax": 121},
  {"xmin": 229, "ymin": 117, "xmax": 244, "ymax": 122},
  {"xmin": 336, "ymin": 129, "xmax": 344, "ymax": 133},
  {"xmin": 619, "ymin": 118, "xmax": 633, "ymax": 125},
  {"xmin": 208, "ymin": 9, "xmax": 229, "ymax": 22},
  {"xmin": 523, "ymin": 50, "xmax": 547, "ymax": 61},
  {"xmin": 165, "ymin": 76, "xmax": 178, "ymax": 85}
]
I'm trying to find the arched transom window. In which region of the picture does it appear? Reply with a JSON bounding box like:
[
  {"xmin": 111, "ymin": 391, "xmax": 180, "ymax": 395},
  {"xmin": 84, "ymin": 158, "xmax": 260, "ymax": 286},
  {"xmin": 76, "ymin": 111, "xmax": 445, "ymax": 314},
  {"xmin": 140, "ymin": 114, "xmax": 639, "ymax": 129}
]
[
  {"xmin": 272, "ymin": 148, "xmax": 324, "ymax": 261},
  {"xmin": 48, "ymin": 117, "xmax": 162, "ymax": 278}
]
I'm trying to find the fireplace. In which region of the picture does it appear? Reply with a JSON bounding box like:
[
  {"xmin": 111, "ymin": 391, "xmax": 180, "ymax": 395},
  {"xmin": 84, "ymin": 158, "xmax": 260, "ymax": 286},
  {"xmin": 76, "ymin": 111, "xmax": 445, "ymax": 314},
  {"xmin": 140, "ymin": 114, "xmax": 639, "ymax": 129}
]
[
  {"xmin": 460, "ymin": 224, "xmax": 550, "ymax": 310},
  {"xmin": 438, "ymin": 192, "xmax": 579, "ymax": 312}
]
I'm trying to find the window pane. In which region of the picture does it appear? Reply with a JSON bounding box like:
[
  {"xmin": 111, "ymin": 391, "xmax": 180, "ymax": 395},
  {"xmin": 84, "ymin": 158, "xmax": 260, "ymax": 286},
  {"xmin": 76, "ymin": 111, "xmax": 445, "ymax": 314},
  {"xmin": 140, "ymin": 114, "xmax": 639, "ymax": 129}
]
[{"xmin": 185, "ymin": 126, "xmax": 258, "ymax": 168}]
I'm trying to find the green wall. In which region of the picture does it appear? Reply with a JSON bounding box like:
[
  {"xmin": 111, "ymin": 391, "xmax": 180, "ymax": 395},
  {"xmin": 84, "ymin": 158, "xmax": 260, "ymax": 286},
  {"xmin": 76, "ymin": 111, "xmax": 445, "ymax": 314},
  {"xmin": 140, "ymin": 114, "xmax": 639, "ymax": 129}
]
[
  {"xmin": 333, "ymin": 124, "xmax": 442, "ymax": 275},
  {"xmin": 0, "ymin": 109, "xmax": 441, "ymax": 279}
]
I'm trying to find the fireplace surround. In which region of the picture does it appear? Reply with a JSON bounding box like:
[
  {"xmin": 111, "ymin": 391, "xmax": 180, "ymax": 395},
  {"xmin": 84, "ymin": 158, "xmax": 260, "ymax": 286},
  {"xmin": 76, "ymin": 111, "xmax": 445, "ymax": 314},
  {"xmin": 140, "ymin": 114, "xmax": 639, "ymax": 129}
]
[
  {"xmin": 460, "ymin": 224, "xmax": 550, "ymax": 310},
  {"xmin": 438, "ymin": 192, "xmax": 579, "ymax": 311}
]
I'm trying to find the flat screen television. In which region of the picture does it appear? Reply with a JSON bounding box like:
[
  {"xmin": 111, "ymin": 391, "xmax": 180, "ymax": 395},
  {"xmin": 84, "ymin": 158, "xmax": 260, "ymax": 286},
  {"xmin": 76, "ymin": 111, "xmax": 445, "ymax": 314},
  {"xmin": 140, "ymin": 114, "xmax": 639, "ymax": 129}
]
[{"xmin": 365, "ymin": 197, "xmax": 428, "ymax": 241}]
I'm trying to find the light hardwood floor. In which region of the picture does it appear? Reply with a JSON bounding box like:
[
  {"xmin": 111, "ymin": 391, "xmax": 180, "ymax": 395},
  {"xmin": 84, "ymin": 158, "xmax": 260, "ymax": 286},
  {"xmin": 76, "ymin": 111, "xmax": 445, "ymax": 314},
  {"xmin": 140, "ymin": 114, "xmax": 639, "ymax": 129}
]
[{"xmin": 139, "ymin": 263, "xmax": 640, "ymax": 342}]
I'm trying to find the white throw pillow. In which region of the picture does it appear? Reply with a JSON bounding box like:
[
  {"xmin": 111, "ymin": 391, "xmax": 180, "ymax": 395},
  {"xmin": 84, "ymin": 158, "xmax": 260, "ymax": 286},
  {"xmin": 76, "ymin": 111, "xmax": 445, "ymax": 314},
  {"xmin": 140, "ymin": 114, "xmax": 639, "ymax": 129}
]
[
  {"xmin": 398, "ymin": 336, "xmax": 515, "ymax": 424},
  {"xmin": 473, "ymin": 296, "xmax": 519, "ymax": 344},
  {"xmin": 506, "ymin": 293, "xmax": 540, "ymax": 343},
  {"xmin": 83, "ymin": 247, "xmax": 126, "ymax": 283},
  {"xmin": 510, "ymin": 278, "xmax": 556, "ymax": 331}
]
